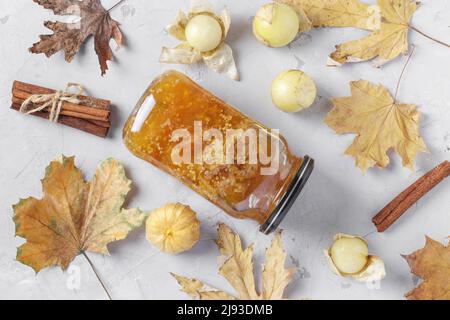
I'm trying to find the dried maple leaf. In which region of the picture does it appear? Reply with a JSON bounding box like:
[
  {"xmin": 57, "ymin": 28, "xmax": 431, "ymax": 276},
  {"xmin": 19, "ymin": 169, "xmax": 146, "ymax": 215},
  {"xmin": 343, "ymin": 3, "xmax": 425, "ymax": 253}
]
[
  {"xmin": 281, "ymin": 0, "xmax": 449, "ymax": 65},
  {"xmin": 30, "ymin": 0, "xmax": 123, "ymax": 76},
  {"xmin": 404, "ymin": 237, "xmax": 450, "ymax": 300},
  {"xmin": 329, "ymin": 0, "xmax": 417, "ymax": 66},
  {"xmin": 279, "ymin": 0, "xmax": 377, "ymax": 30},
  {"xmin": 172, "ymin": 224, "xmax": 297, "ymax": 300},
  {"xmin": 325, "ymin": 80, "xmax": 427, "ymax": 171},
  {"xmin": 13, "ymin": 156, "xmax": 147, "ymax": 272}
]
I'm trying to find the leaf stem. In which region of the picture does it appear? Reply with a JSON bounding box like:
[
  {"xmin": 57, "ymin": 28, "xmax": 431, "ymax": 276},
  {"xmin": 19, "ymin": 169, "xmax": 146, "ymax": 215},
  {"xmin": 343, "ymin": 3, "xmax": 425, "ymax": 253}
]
[
  {"xmin": 82, "ymin": 251, "xmax": 113, "ymax": 300},
  {"xmin": 107, "ymin": 0, "xmax": 126, "ymax": 12},
  {"xmin": 394, "ymin": 45, "xmax": 415, "ymax": 102},
  {"xmin": 409, "ymin": 25, "xmax": 450, "ymax": 48}
]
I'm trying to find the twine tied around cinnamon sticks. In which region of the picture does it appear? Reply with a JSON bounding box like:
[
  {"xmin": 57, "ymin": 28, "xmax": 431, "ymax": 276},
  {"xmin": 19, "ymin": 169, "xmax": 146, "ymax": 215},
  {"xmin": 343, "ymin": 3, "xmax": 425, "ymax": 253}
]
[
  {"xmin": 19, "ymin": 83, "xmax": 84, "ymax": 123},
  {"xmin": 11, "ymin": 81, "xmax": 111, "ymax": 138}
]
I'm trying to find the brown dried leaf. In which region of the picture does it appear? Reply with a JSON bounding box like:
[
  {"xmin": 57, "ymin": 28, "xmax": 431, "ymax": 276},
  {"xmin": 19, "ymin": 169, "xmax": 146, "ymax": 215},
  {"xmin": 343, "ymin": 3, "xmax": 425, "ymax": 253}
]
[
  {"xmin": 166, "ymin": 11, "xmax": 188, "ymax": 41},
  {"xmin": 13, "ymin": 156, "xmax": 147, "ymax": 272},
  {"xmin": 30, "ymin": 0, "xmax": 124, "ymax": 76},
  {"xmin": 404, "ymin": 237, "xmax": 450, "ymax": 300},
  {"xmin": 172, "ymin": 224, "xmax": 296, "ymax": 300}
]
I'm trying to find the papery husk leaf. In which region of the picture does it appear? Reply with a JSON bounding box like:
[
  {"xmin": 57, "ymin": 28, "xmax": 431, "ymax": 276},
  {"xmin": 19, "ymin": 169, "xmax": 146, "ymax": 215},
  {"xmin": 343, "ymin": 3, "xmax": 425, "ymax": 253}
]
[
  {"xmin": 324, "ymin": 249, "xmax": 343, "ymax": 276},
  {"xmin": 324, "ymin": 234, "xmax": 386, "ymax": 282},
  {"xmin": 219, "ymin": 8, "xmax": 231, "ymax": 37},
  {"xmin": 353, "ymin": 256, "xmax": 386, "ymax": 282},
  {"xmin": 160, "ymin": 43, "xmax": 202, "ymax": 64},
  {"xmin": 167, "ymin": 11, "xmax": 188, "ymax": 41},
  {"xmin": 203, "ymin": 43, "xmax": 240, "ymax": 81},
  {"xmin": 162, "ymin": 0, "xmax": 240, "ymax": 79},
  {"xmin": 323, "ymin": 233, "xmax": 365, "ymax": 277}
]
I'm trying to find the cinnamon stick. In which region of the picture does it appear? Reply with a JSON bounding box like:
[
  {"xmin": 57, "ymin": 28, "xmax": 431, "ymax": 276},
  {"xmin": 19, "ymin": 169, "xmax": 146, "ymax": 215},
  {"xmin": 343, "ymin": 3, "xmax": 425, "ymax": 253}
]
[
  {"xmin": 12, "ymin": 96, "xmax": 109, "ymax": 123},
  {"xmin": 11, "ymin": 81, "xmax": 111, "ymax": 138},
  {"xmin": 12, "ymin": 83, "xmax": 110, "ymax": 122},
  {"xmin": 11, "ymin": 103, "xmax": 109, "ymax": 138},
  {"xmin": 13, "ymin": 90, "xmax": 109, "ymax": 119},
  {"xmin": 13, "ymin": 81, "xmax": 110, "ymax": 110},
  {"xmin": 373, "ymin": 161, "xmax": 450, "ymax": 232}
]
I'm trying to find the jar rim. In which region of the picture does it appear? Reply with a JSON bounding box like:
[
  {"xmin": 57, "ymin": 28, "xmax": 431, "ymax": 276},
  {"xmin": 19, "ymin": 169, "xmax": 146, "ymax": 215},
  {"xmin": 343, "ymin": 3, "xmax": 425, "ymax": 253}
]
[{"xmin": 260, "ymin": 156, "xmax": 314, "ymax": 235}]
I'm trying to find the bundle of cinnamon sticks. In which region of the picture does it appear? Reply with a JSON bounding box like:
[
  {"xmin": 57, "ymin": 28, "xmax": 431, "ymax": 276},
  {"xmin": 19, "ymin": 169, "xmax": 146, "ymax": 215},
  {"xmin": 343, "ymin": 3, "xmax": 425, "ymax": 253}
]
[{"xmin": 11, "ymin": 81, "xmax": 111, "ymax": 138}]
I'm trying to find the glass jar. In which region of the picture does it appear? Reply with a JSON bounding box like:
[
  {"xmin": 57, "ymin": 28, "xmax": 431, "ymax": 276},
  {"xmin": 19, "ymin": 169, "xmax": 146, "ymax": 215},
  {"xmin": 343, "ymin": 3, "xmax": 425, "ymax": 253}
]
[{"xmin": 123, "ymin": 70, "xmax": 314, "ymax": 234}]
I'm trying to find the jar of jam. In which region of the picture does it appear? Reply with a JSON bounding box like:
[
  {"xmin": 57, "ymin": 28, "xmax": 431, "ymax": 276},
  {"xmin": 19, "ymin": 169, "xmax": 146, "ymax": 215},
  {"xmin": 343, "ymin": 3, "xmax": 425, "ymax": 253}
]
[{"xmin": 123, "ymin": 70, "xmax": 314, "ymax": 234}]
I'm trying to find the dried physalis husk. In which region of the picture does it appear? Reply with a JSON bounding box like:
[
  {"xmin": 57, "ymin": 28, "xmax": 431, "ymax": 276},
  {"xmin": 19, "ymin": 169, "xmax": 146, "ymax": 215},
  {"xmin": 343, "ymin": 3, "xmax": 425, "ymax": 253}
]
[
  {"xmin": 324, "ymin": 234, "xmax": 386, "ymax": 282},
  {"xmin": 160, "ymin": 0, "xmax": 239, "ymax": 80},
  {"xmin": 146, "ymin": 203, "xmax": 201, "ymax": 254}
]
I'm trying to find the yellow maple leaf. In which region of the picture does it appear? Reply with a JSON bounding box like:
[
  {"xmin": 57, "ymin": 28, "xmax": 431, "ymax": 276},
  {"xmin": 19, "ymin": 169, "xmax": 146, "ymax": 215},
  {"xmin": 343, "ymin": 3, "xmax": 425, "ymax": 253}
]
[
  {"xmin": 279, "ymin": 0, "xmax": 378, "ymax": 30},
  {"xmin": 172, "ymin": 224, "xmax": 297, "ymax": 300},
  {"xmin": 13, "ymin": 156, "xmax": 147, "ymax": 272},
  {"xmin": 329, "ymin": 0, "xmax": 417, "ymax": 65},
  {"xmin": 325, "ymin": 80, "xmax": 427, "ymax": 171},
  {"xmin": 404, "ymin": 237, "xmax": 450, "ymax": 300}
]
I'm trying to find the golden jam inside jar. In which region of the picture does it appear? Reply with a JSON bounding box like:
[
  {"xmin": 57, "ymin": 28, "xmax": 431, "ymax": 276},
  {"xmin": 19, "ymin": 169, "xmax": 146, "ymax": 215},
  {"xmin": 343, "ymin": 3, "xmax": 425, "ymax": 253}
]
[{"xmin": 123, "ymin": 71, "xmax": 314, "ymax": 234}]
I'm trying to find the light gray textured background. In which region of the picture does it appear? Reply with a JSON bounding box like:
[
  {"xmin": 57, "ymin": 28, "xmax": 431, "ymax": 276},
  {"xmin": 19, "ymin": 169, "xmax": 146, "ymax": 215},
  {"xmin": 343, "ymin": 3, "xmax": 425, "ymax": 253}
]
[{"xmin": 0, "ymin": 0, "xmax": 449, "ymax": 300}]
